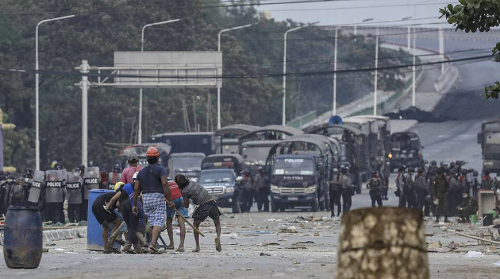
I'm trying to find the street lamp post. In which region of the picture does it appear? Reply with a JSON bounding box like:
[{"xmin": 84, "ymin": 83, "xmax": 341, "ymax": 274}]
[
  {"xmin": 217, "ymin": 24, "xmax": 253, "ymax": 129},
  {"xmin": 332, "ymin": 27, "xmax": 338, "ymax": 116},
  {"xmin": 139, "ymin": 19, "xmax": 181, "ymax": 144},
  {"xmin": 35, "ymin": 14, "xmax": 75, "ymax": 170},
  {"xmin": 373, "ymin": 27, "xmax": 379, "ymax": 116},
  {"xmin": 282, "ymin": 22, "xmax": 318, "ymax": 126}
]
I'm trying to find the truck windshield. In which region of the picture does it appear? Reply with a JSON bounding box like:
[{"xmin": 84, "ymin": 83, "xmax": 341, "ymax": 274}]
[
  {"xmin": 241, "ymin": 145, "xmax": 272, "ymax": 164},
  {"xmin": 171, "ymin": 156, "xmax": 203, "ymax": 171},
  {"xmin": 199, "ymin": 170, "xmax": 235, "ymax": 184},
  {"xmin": 273, "ymin": 158, "xmax": 314, "ymax": 175}
]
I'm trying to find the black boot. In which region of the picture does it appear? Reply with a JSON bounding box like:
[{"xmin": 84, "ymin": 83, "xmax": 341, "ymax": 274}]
[
  {"xmin": 444, "ymin": 216, "xmax": 449, "ymax": 223},
  {"xmin": 435, "ymin": 216, "xmax": 439, "ymax": 223}
]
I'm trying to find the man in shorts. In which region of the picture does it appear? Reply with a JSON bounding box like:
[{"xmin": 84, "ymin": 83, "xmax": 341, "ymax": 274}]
[
  {"xmin": 165, "ymin": 178, "xmax": 187, "ymax": 252},
  {"xmin": 91, "ymin": 191, "xmax": 123, "ymax": 253},
  {"xmin": 133, "ymin": 147, "xmax": 174, "ymax": 254},
  {"xmin": 175, "ymin": 174, "xmax": 222, "ymax": 253}
]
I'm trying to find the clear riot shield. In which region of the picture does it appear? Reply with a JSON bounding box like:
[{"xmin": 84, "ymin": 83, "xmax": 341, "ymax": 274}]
[
  {"xmin": 83, "ymin": 167, "xmax": 100, "ymax": 200},
  {"xmin": 28, "ymin": 170, "xmax": 45, "ymax": 203},
  {"xmin": 108, "ymin": 172, "xmax": 122, "ymax": 189},
  {"xmin": 45, "ymin": 170, "xmax": 64, "ymax": 203},
  {"xmin": 66, "ymin": 171, "xmax": 83, "ymax": 205}
]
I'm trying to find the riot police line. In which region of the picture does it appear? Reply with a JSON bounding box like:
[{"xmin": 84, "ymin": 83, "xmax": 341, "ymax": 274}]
[
  {"xmin": 394, "ymin": 160, "xmax": 497, "ymax": 223},
  {"xmin": 0, "ymin": 165, "xmax": 111, "ymax": 224}
]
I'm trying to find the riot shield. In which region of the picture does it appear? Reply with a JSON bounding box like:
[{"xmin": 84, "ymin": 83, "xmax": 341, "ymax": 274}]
[
  {"xmin": 66, "ymin": 171, "xmax": 83, "ymax": 204},
  {"xmin": 45, "ymin": 170, "xmax": 64, "ymax": 203},
  {"xmin": 83, "ymin": 167, "xmax": 100, "ymax": 200},
  {"xmin": 108, "ymin": 172, "xmax": 122, "ymax": 189},
  {"xmin": 28, "ymin": 170, "xmax": 45, "ymax": 203}
]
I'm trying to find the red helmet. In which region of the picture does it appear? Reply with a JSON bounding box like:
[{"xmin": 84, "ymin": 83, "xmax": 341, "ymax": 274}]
[{"xmin": 146, "ymin": 147, "xmax": 160, "ymax": 158}]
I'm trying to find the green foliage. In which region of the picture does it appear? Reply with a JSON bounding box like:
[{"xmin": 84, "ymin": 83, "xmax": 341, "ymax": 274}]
[
  {"xmin": 440, "ymin": 0, "xmax": 500, "ymax": 99},
  {"xmin": 0, "ymin": 0, "xmax": 409, "ymax": 170}
]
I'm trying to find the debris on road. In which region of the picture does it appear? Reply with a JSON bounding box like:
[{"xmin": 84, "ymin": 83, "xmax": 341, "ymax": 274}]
[
  {"xmin": 465, "ymin": 251, "xmax": 484, "ymax": 258},
  {"xmin": 279, "ymin": 226, "xmax": 298, "ymax": 233}
]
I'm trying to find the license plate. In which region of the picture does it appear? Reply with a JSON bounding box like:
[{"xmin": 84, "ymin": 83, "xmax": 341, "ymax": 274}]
[{"xmin": 288, "ymin": 197, "xmax": 298, "ymax": 201}]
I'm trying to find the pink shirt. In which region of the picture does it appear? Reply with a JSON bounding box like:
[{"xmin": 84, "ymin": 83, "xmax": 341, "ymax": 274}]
[{"xmin": 120, "ymin": 166, "xmax": 142, "ymax": 184}]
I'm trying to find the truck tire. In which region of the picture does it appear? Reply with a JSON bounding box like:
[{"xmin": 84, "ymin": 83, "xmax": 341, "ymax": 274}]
[
  {"xmin": 271, "ymin": 200, "xmax": 279, "ymax": 212},
  {"xmin": 311, "ymin": 199, "xmax": 319, "ymax": 212},
  {"xmin": 232, "ymin": 194, "xmax": 241, "ymax": 213}
]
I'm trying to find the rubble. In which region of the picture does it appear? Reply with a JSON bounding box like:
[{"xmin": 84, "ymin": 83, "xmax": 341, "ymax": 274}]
[{"xmin": 279, "ymin": 226, "xmax": 298, "ymax": 233}]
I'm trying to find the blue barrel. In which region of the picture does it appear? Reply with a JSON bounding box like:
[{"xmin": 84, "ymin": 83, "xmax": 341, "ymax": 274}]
[
  {"xmin": 3, "ymin": 206, "xmax": 43, "ymax": 269},
  {"xmin": 87, "ymin": 189, "xmax": 121, "ymax": 251}
]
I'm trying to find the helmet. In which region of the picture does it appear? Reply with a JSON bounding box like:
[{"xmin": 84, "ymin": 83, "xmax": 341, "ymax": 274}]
[
  {"xmin": 407, "ymin": 168, "xmax": 414, "ymax": 173},
  {"xmin": 473, "ymin": 170, "xmax": 479, "ymax": 176},
  {"xmin": 437, "ymin": 167, "xmax": 445, "ymax": 175},
  {"xmin": 431, "ymin": 160, "xmax": 437, "ymax": 166},
  {"xmin": 398, "ymin": 167, "xmax": 405, "ymax": 173},
  {"xmin": 146, "ymin": 147, "xmax": 160, "ymax": 158},
  {"xmin": 371, "ymin": 171, "xmax": 377, "ymax": 176},
  {"xmin": 128, "ymin": 152, "xmax": 139, "ymax": 163},
  {"xmin": 175, "ymin": 174, "xmax": 190, "ymax": 187},
  {"xmin": 114, "ymin": 181, "xmax": 125, "ymax": 192},
  {"xmin": 113, "ymin": 164, "xmax": 121, "ymax": 173},
  {"xmin": 417, "ymin": 168, "xmax": 424, "ymax": 173}
]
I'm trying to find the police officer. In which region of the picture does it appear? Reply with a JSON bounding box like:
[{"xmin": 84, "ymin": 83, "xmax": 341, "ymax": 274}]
[
  {"xmin": 45, "ymin": 169, "xmax": 65, "ymax": 223},
  {"xmin": 457, "ymin": 190, "xmax": 478, "ymax": 223},
  {"xmin": 432, "ymin": 167, "xmax": 449, "ymax": 223},
  {"xmin": 405, "ymin": 168, "xmax": 418, "ymax": 209},
  {"xmin": 367, "ymin": 171, "xmax": 383, "ymax": 207},
  {"xmin": 395, "ymin": 167, "xmax": 406, "ymax": 207},
  {"xmin": 329, "ymin": 166, "xmax": 343, "ymax": 217},
  {"xmin": 426, "ymin": 161, "xmax": 438, "ymax": 184},
  {"xmin": 448, "ymin": 170, "xmax": 461, "ymax": 217},
  {"xmin": 253, "ymin": 167, "xmax": 269, "ymax": 212},
  {"xmin": 471, "ymin": 170, "xmax": 479, "ymax": 199},
  {"xmin": 341, "ymin": 167, "xmax": 353, "ymax": 212},
  {"xmin": 108, "ymin": 164, "xmax": 122, "ymax": 189},
  {"xmin": 67, "ymin": 167, "xmax": 83, "ymax": 223},
  {"xmin": 82, "ymin": 166, "xmax": 100, "ymax": 221},
  {"xmin": 415, "ymin": 168, "xmax": 430, "ymax": 216},
  {"xmin": 241, "ymin": 170, "xmax": 253, "ymax": 212}
]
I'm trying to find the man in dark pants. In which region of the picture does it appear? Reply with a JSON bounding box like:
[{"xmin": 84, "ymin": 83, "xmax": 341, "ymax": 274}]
[
  {"xmin": 432, "ymin": 167, "xmax": 449, "ymax": 223},
  {"xmin": 91, "ymin": 191, "xmax": 122, "ymax": 254},
  {"xmin": 341, "ymin": 167, "xmax": 353, "ymax": 212},
  {"xmin": 415, "ymin": 168, "xmax": 430, "ymax": 216},
  {"xmin": 367, "ymin": 171, "xmax": 383, "ymax": 207},
  {"xmin": 396, "ymin": 167, "xmax": 407, "ymax": 208},
  {"xmin": 253, "ymin": 167, "xmax": 269, "ymax": 212},
  {"xmin": 329, "ymin": 166, "xmax": 343, "ymax": 217},
  {"xmin": 175, "ymin": 174, "xmax": 222, "ymax": 253}
]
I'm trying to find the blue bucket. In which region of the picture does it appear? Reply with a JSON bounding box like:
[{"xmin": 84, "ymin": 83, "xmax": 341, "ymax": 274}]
[{"xmin": 87, "ymin": 189, "xmax": 123, "ymax": 251}]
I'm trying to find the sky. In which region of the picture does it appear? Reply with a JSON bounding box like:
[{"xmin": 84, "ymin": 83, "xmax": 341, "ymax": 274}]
[{"xmin": 256, "ymin": 0, "xmax": 451, "ymax": 28}]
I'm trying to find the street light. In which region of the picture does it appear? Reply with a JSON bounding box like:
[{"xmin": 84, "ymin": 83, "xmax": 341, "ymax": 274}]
[
  {"xmin": 373, "ymin": 27, "xmax": 379, "ymax": 116},
  {"xmin": 283, "ymin": 22, "xmax": 318, "ymax": 126},
  {"xmin": 35, "ymin": 14, "xmax": 75, "ymax": 170},
  {"xmin": 139, "ymin": 19, "xmax": 181, "ymax": 144},
  {"xmin": 217, "ymin": 23, "xmax": 253, "ymax": 129}
]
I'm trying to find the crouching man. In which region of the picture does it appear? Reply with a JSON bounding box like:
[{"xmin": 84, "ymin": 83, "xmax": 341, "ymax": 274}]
[
  {"xmin": 174, "ymin": 174, "xmax": 222, "ymax": 253},
  {"xmin": 91, "ymin": 191, "xmax": 123, "ymax": 253}
]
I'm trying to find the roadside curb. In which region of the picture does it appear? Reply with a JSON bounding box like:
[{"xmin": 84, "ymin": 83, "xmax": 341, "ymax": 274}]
[{"xmin": 43, "ymin": 227, "xmax": 87, "ymax": 242}]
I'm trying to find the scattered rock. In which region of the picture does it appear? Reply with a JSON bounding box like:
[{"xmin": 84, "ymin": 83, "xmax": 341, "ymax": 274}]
[
  {"xmin": 279, "ymin": 226, "xmax": 298, "ymax": 233},
  {"xmin": 256, "ymin": 242, "xmax": 280, "ymax": 246},
  {"xmin": 313, "ymin": 232, "xmax": 320, "ymax": 236},
  {"xmin": 427, "ymin": 241, "xmax": 442, "ymax": 250},
  {"xmin": 260, "ymin": 253, "xmax": 271, "ymax": 256}
]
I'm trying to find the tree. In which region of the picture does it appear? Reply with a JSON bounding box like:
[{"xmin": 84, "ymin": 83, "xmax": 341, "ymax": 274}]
[{"xmin": 440, "ymin": 0, "xmax": 500, "ymax": 99}]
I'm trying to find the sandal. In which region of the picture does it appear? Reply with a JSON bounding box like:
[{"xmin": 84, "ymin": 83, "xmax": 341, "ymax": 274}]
[
  {"xmin": 215, "ymin": 238, "xmax": 222, "ymax": 252},
  {"xmin": 176, "ymin": 248, "xmax": 185, "ymax": 253},
  {"xmin": 166, "ymin": 245, "xmax": 175, "ymax": 250},
  {"xmin": 192, "ymin": 247, "xmax": 201, "ymax": 252},
  {"xmin": 149, "ymin": 246, "xmax": 161, "ymax": 254}
]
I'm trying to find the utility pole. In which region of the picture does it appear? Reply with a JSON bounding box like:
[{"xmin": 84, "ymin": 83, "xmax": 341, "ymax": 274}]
[
  {"xmin": 77, "ymin": 60, "xmax": 90, "ymax": 167},
  {"xmin": 35, "ymin": 14, "xmax": 75, "ymax": 170},
  {"xmin": 439, "ymin": 27, "xmax": 445, "ymax": 73},
  {"xmin": 412, "ymin": 27, "xmax": 416, "ymax": 106},
  {"xmin": 373, "ymin": 27, "xmax": 379, "ymax": 116},
  {"xmin": 217, "ymin": 24, "xmax": 253, "ymax": 129}
]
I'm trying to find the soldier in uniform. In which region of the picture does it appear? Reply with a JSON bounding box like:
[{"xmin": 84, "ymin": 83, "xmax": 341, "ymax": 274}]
[
  {"xmin": 457, "ymin": 190, "xmax": 478, "ymax": 223},
  {"xmin": 448, "ymin": 170, "xmax": 461, "ymax": 217},
  {"xmin": 329, "ymin": 166, "xmax": 343, "ymax": 217},
  {"xmin": 459, "ymin": 169, "xmax": 470, "ymax": 195},
  {"xmin": 415, "ymin": 168, "xmax": 430, "ymax": 216},
  {"xmin": 367, "ymin": 171, "xmax": 384, "ymax": 207},
  {"xmin": 405, "ymin": 168, "xmax": 418, "ymax": 209},
  {"xmin": 241, "ymin": 170, "xmax": 253, "ymax": 212},
  {"xmin": 67, "ymin": 167, "xmax": 83, "ymax": 223},
  {"xmin": 432, "ymin": 167, "xmax": 449, "ymax": 223},
  {"xmin": 341, "ymin": 167, "xmax": 354, "ymax": 212},
  {"xmin": 481, "ymin": 171, "xmax": 495, "ymax": 190},
  {"xmin": 395, "ymin": 167, "xmax": 407, "ymax": 207},
  {"xmin": 380, "ymin": 161, "xmax": 390, "ymax": 200},
  {"xmin": 471, "ymin": 170, "xmax": 479, "ymax": 199}
]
